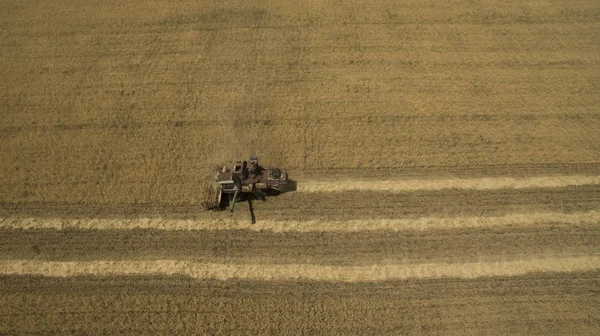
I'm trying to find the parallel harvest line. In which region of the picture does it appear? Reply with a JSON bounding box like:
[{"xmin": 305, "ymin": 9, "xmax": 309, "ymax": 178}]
[
  {"xmin": 298, "ymin": 175, "xmax": 600, "ymax": 192},
  {"xmin": 2, "ymin": 211, "xmax": 598, "ymax": 232},
  {"xmin": 2, "ymin": 256, "xmax": 599, "ymax": 281}
]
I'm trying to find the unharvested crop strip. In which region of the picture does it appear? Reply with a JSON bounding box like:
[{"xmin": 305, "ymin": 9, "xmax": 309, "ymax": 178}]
[
  {"xmin": 1, "ymin": 256, "xmax": 599, "ymax": 281},
  {"xmin": 298, "ymin": 175, "xmax": 600, "ymax": 192},
  {"xmin": 2, "ymin": 211, "xmax": 599, "ymax": 232}
]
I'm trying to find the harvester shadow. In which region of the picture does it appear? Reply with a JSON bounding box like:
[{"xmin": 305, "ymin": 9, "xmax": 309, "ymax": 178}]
[
  {"xmin": 248, "ymin": 179, "xmax": 297, "ymax": 224},
  {"xmin": 286, "ymin": 180, "xmax": 298, "ymax": 192}
]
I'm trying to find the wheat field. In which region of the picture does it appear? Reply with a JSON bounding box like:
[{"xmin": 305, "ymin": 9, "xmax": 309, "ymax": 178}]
[{"xmin": 1, "ymin": 0, "xmax": 600, "ymax": 334}]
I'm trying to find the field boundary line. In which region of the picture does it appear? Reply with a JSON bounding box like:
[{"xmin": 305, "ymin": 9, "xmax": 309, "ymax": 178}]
[
  {"xmin": 1, "ymin": 256, "xmax": 599, "ymax": 281},
  {"xmin": 2, "ymin": 211, "xmax": 599, "ymax": 232},
  {"xmin": 298, "ymin": 175, "xmax": 600, "ymax": 192}
]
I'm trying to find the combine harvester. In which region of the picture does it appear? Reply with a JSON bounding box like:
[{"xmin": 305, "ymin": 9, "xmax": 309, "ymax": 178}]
[{"xmin": 204, "ymin": 156, "xmax": 295, "ymax": 223}]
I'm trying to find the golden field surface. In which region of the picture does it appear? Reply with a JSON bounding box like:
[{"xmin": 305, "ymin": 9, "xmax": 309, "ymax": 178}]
[{"xmin": 1, "ymin": 0, "xmax": 599, "ymax": 334}]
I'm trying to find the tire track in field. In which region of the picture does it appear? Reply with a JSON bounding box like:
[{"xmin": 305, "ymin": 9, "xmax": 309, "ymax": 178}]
[
  {"xmin": 2, "ymin": 211, "xmax": 599, "ymax": 232},
  {"xmin": 257, "ymin": 185, "xmax": 600, "ymax": 221},
  {"xmin": 1, "ymin": 256, "xmax": 599, "ymax": 281},
  {"xmin": 3, "ymin": 184, "xmax": 599, "ymax": 220},
  {"xmin": 298, "ymin": 175, "xmax": 600, "ymax": 193},
  {"xmin": 3, "ymin": 224, "xmax": 598, "ymax": 266}
]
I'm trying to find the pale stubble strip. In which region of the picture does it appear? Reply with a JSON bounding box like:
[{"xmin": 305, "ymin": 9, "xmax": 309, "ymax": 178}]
[
  {"xmin": 298, "ymin": 176, "xmax": 600, "ymax": 193},
  {"xmin": 2, "ymin": 211, "xmax": 599, "ymax": 232},
  {"xmin": 1, "ymin": 256, "xmax": 599, "ymax": 281}
]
